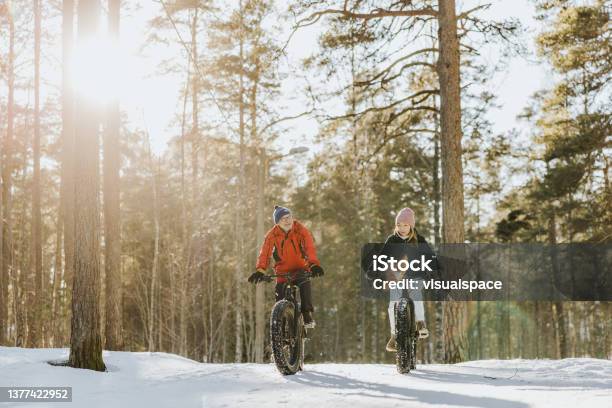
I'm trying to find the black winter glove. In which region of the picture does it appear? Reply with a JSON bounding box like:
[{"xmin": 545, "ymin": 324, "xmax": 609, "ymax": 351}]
[
  {"xmin": 248, "ymin": 271, "xmax": 266, "ymax": 284},
  {"xmin": 310, "ymin": 265, "xmax": 324, "ymax": 278}
]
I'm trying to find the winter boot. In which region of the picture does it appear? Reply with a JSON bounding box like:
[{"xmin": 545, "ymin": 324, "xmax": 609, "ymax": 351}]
[
  {"xmin": 416, "ymin": 321, "xmax": 429, "ymax": 339},
  {"xmin": 303, "ymin": 311, "xmax": 316, "ymax": 329},
  {"xmin": 386, "ymin": 334, "xmax": 397, "ymax": 352}
]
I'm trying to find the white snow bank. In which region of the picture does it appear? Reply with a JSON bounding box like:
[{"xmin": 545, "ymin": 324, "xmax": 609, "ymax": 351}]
[{"xmin": 1, "ymin": 347, "xmax": 610, "ymax": 408}]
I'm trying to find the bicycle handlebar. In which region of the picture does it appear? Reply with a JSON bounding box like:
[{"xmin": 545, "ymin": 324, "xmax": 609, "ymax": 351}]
[{"xmin": 262, "ymin": 271, "xmax": 312, "ymax": 283}]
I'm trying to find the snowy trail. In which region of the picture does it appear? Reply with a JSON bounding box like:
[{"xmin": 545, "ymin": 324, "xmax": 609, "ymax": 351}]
[{"xmin": 1, "ymin": 347, "xmax": 610, "ymax": 408}]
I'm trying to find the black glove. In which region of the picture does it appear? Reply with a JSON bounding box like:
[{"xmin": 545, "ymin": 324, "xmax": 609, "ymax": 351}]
[
  {"xmin": 310, "ymin": 265, "xmax": 324, "ymax": 278},
  {"xmin": 248, "ymin": 271, "xmax": 265, "ymax": 284}
]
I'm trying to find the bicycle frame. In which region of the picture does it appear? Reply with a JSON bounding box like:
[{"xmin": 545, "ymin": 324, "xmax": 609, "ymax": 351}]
[
  {"xmin": 265, "ymin": 271, "xmax": 312, "ymax": 335},
  {"xmin": 265, "ymin": 271, "xmax": 311, "ymax": 374}
]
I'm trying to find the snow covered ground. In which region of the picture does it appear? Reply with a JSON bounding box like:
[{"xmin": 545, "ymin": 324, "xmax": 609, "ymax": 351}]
[{"xmin": 1, "ymin": 346, "xmax": 610, "ymax": 408}]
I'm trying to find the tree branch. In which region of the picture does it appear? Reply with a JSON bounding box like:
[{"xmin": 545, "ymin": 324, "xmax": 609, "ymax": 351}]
[
  {"xmin": 257, "ymin": 108, "xmax": 315, "ymax": 138},
  {"xmin": 368, "ymin": 127, "xmax": 436, "ymax": 159},
  {"xmin": 354, "ymin": 47, "xmax": 438, "ymax": 86},
  {"xmin": 327, "ymin": 90, "xmax": 438, "ymax": 121},
  {"xmin": 457, "ymin": 4, "xmax": 491, "ymax": 20},
  {"xmin": 295, "ymin": 5, "xmax": 438, "ymax": 29}
]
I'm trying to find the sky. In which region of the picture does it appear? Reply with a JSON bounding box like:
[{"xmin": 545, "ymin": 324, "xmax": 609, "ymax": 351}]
[
  {"xmin": 116, "ymin": 1, "xmax": 321, "ymax": 156},
  {"xmin": 3, "ymin": 0, "xmax": 550, "ymax": 162},
  {"xmin": 111, "ymin": 0, "xmax": 550, "ymax": 158}
]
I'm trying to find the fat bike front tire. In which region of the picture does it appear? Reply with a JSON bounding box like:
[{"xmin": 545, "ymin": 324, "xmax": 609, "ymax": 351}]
[
  {"xmin": 395, "ymin": 298, "xmax": 413, "ymax": 374},
  {"xmin": 270, "ymin": 300, "xmax": 303, "ymax": 375}
]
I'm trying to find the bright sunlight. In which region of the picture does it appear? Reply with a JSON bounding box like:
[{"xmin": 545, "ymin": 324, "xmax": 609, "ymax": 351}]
[{"xmin": 70, "ymin": 29, "xmax": 129, "ymax": 104}]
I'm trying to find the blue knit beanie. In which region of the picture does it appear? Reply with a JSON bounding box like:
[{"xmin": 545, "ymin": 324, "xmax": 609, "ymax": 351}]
[{"xmin": 273, "ymin": 205, "xmax": 291, "ymax": 224}]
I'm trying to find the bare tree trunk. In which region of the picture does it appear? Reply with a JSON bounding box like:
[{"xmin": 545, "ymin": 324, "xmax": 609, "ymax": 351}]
[
  {"xmin": 68, "ymin": 0, "xmax": 105, "ymax": 372},
  {"xmin": 103, "ymin": 0, "xmax": 123, "ymax": 351},
  {"xmin": 434, "ymin": 301, "xmax": 444, "ymax": 362},
  {"xmin": 533, "ymin": 301, "xmax": 540, "ymax": 358},
  {"xmin": 189, "ymin": 7, "xmax": 206, "ymax": 361},
  {"xmin": 553, "ymin": 301, "xmax": 568, "ymax": 358},
  {"xmin": 13, "ymin": 169, "xmax": 29, "ymax": 347},
  {"xmin": 1, "ymin": 0, "xmax": 16, "ymax": 347},
  {"xmin": 372, "ymin": 302, "xmax": 379, "ymax": 362},
  {"xmin": 334, "ymin": 302, "xmax": 340, "ymax": 358},
  {"xmin": 433, "ymin": 101, "xmax": 441, "ymax": 247},
  {"xmin": 168, "ymin": 248, "xmax": 176, "ymax": 353},
  {"xmin": 235, "ymin": 0, "xmax": 245, "ymax": 363},
  {"xmin": 0, "ymin": 108, "xmax": 3, "ymax": 346},
  {"xmin": 51, "ymin": 209, "xmax": 63, "ymax": 346},
  {"xmin": 206, "ymin": 244, "xmax": 217, "ymax": 361},
  {"xmin": 437, "ymin": 0, "xmax": 467, "ymax": 363},
  {"xmin": 360, "ymin": 300, "xmax": 367, "ymax": 360},
  {"xmin": 438, "ymin": 0, "xmax": 464, "ymax": 244},
  {"xmin": 14, "ymin": 227, "xmax": 27, "ymax": 347},
  {"xmin": 252, "ymin": 77, "xmax": 265, "ymax": 363},
  {"xmin": 15, "ymin": 153, "xmax": 30, "ymax": 347},
  {"xmin": 147, "ymin": 153, "xmax": 160, "ymax": 353},
  {"xmin": 548, "ymin": 210, "xmax": 568, "ymax": 358},
  {"xmin": 432, "ymin": 96, "xmax": 444, "ymax": 363},
  {"xmin": 255, "ymin": 154, "xmax": 265, "ymax": 363},
  {"xmin": 60, "ymin": 0, "xmax": 75, "ymax": 335},
  {"xmin": 157, "ymin": 261, "xmax": 163, "ymax": 351},
  {"xmin": 190, "ymin": 8, "xmax": 199, "ymax": 192},
  {"xmin": 28, "ymin": 0, "xmax": 43, "ymax": 348},
  {"xmin": 245, "ymin": 279, "xmax": 254, "ymax": 361},
  {"xmin": 179, "ymin": 73, "xmax": 189, "ymax": 357},
  {"xmin": 497, "ymin": 302, "xmax": 504, "ymax": 358}
]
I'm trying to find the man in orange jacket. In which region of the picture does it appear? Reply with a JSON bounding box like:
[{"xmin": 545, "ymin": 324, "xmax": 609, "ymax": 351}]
[{"xmin": 248, "ymin": 206, "xmax": 324, "ymax": 328}]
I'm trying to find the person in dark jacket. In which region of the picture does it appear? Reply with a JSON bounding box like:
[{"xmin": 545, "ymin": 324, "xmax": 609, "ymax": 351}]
[
  {"xmin": 380, "ymin": 207, "xmax": 439, "ymax": 352},
  {"xmin": 247, "ymin": 206, "xmax": 324, "ymax": 329}
]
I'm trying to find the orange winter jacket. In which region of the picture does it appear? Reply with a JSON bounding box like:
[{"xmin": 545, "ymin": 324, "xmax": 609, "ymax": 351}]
[{"xmin": 256, "ymin": 220, "xmax": 320, "ymax": 282}]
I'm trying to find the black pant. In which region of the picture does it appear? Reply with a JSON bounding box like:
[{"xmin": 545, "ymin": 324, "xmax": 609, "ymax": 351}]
[{"xmin": 275, "ymin": 277, "xmax": 313, "ymax": 313}]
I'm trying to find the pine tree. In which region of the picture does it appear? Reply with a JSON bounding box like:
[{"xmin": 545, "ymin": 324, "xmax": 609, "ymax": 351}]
[
  {"xmin": 28, "ymin": 0, "xmax": 43, "ymax": 349},
  {"xmin": 1, "ymin": 0, "xmax": 16, "ymax": 347},
  {"xmin": 68, "ymin": 0, "xmax": 105, "ymax": 372},
  {"xmin": 104, "ymin": 0, "xmax": 124, "ymax": 352}
]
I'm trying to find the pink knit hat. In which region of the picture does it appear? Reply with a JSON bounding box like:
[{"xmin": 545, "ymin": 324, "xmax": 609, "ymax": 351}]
[{"xmin": 395, "ymin": 207, "xmax": 415, "ymax": 228}]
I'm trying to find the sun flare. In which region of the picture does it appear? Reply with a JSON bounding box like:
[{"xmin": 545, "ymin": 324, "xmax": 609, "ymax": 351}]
[{"xmin": 70, "ymin": 31, "xmax": 123, "ymax": 104}]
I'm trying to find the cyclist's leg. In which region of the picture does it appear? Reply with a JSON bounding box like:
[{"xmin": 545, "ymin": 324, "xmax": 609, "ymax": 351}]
[
  {"xmin": 295, "ymin": 274, "xmax": 315, "ymax": 328},
  {"xmin": 413, "ymin": 299, "xmax": 425, "ymax": 322},
  {"xmin": 407, "ymin": 279, "xmax": 425, "ymax": 321},
  {"xmin": 297, "ymin": 278, "xmax": 313, "ymax": 313},
  {"xmin": 386, "ymin": 287, "xmax": 403, "ymax": 351},
  {"xmin": 275, "ymin": 282, "xmax": 287, "ymax": 302},
  {"xmin": 388, "ymin": 287, "xmax": 402, "ymax": 335},
  {"xmin": 387, "ymin": 302, "xmax": 396, "ymax": 335},
  {"xmin": 407, "ymin": 279, "xmax": 428, "ymax": 338}
]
